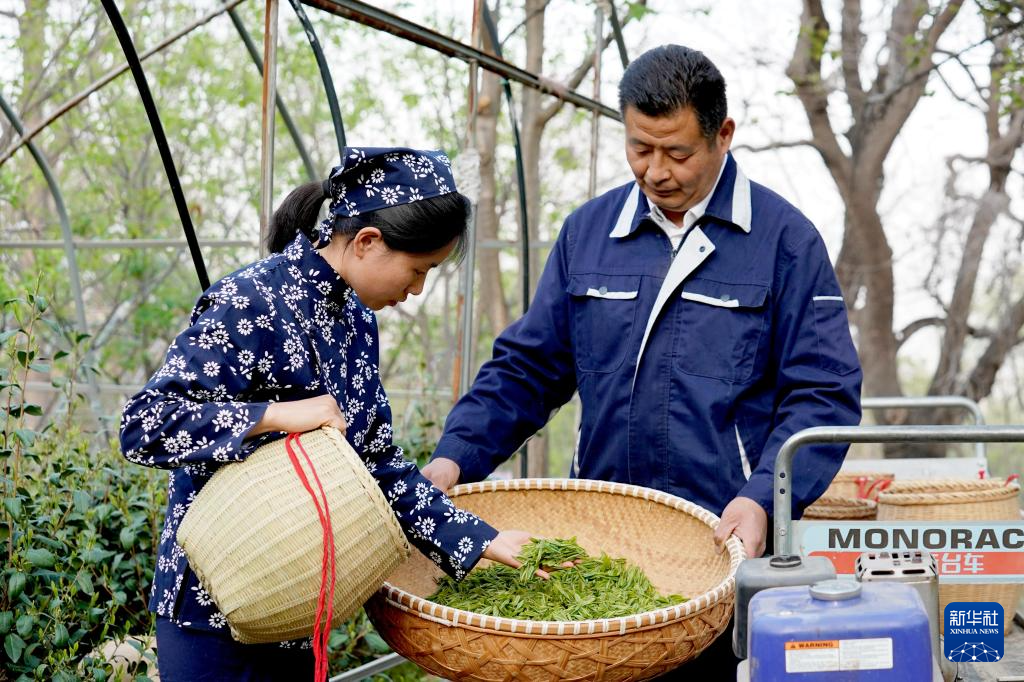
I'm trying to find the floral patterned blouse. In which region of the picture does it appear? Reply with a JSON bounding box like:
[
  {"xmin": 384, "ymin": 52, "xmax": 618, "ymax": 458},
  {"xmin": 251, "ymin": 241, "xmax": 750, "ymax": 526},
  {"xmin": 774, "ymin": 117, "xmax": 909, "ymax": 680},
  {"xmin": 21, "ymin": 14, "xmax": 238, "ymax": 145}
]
[{"xmin": 119, "ymin": 232, "xmax": 497, "ymax": 635}]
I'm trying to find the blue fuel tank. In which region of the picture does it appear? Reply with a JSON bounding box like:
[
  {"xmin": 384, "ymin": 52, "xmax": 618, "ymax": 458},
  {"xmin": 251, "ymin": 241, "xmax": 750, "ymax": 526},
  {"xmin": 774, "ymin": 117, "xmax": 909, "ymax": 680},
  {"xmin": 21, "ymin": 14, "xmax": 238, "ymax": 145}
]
[{"xmin": 748, "ymin": 580, "xmax": 931, "ymax": 681}]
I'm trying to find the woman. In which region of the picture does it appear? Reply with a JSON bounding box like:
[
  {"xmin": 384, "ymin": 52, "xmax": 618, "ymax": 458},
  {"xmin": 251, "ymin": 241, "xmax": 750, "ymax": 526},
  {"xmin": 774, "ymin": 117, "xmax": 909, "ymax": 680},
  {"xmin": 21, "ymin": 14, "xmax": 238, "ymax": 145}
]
[{"xmin": 120, "ymin": 147, "xmax": 547, "ymax": 680}]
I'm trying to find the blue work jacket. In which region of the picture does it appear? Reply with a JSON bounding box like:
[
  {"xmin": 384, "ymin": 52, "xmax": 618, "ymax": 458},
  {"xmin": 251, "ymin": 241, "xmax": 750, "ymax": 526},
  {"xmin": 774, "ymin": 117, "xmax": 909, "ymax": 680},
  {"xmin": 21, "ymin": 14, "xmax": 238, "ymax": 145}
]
[
  {"xmin": 120, "ymin": 233, "xmax": 496, "ymax": 634},
  {"xmin": 435, "ymin": 154, "xmax": 862, "ymax": 517}
]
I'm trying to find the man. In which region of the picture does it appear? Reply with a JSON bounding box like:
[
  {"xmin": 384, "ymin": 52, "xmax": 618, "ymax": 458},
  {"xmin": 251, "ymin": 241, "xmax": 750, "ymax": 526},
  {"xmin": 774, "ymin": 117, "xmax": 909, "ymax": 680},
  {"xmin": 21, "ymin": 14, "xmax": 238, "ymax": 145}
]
[{"xmin": 423, "ymin": 45, "xmax": 862, "ymax": 676}]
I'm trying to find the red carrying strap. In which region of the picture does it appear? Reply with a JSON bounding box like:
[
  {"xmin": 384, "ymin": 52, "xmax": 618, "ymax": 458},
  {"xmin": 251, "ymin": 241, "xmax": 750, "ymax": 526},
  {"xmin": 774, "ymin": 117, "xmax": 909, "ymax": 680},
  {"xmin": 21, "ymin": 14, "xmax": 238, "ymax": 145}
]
[
  {"xmin": 860, "ymin": 477, "xmax": 893, "ymax": 500},
  {"xmin": 285, "ymin": 433, "xmax": 335, "ymax": 682}
]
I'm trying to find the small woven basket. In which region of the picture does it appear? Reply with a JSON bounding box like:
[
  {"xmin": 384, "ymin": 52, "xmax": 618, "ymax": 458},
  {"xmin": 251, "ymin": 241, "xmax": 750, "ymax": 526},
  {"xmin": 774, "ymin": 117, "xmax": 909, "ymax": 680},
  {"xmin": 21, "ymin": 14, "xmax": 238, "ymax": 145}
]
[
  {"xmin": 366, "ymin": 478, "xmax": 744, "ymax": 682},
  {"xmin": 177, "ymin": 427, "xmax": 410, "ymax": 643},
  {"xmin": 803, "ymin": 495, "xmax": 877, "ymax": 520},
  {"xmin": 877, "ymin": 478, "xmax": 1021, "ymax": 634}
]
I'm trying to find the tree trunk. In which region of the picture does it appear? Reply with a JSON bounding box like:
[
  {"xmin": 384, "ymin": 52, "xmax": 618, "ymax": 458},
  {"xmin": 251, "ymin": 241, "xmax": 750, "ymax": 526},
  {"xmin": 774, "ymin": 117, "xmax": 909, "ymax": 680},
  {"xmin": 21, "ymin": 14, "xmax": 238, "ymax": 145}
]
[
  {"xmin": 517, "ymin": 0, "xmax": 550, "ymax": 476},
  {"xmin": 520, "ymin": 0, "xmax": 546, "ymax": 295},
  {"xmin": 474, "ymin": 69, "xmax": 510, "ymax": 339}
]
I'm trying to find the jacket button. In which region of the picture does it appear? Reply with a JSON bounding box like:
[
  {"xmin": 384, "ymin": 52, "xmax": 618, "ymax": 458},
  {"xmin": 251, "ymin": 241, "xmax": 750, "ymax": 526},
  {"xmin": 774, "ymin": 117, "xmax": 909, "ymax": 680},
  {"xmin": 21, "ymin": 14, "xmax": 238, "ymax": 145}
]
[
  {"xmin": 598, "ymin": 286, "xmax": 608, "ymax": 295},
  {"xmin": 721, "ymin": 294, "xmax": 731, "ymax": 301},
  {"xmin": 699, "ymin": 245, "xmax": 706, "ymax": 253}
]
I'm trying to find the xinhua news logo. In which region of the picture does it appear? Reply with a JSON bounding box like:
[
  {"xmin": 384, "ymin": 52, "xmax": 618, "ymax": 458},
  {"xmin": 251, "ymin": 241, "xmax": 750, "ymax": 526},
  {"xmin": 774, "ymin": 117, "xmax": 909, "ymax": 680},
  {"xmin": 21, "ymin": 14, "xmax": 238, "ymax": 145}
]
[{"xmin": 944, "ymin": 602, "xmax": 1003, "ymax": 663}]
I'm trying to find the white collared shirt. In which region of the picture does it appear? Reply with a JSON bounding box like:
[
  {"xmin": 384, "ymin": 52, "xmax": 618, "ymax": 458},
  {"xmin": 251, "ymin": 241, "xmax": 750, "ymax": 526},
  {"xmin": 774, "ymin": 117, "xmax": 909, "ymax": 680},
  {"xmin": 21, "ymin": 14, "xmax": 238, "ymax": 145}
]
[{"xmin": 647, "ymin": 157, "xmax": 727, "ymax": 252}]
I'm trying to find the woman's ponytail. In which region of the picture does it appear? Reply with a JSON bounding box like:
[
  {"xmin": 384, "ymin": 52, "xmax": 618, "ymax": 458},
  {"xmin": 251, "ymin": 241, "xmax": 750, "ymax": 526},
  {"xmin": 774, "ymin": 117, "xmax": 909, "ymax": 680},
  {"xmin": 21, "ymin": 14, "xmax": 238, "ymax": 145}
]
[{"xmin": 266, "ymin": 181, "xmax": 330, "ymax": 253}]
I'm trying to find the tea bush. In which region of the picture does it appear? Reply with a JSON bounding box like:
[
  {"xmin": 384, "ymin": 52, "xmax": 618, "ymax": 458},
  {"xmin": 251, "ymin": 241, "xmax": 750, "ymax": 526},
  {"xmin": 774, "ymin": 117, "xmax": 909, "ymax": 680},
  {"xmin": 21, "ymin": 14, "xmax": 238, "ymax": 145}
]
[{"xmin": 1, "ymin": 292, "xmax": 164, "ymax": 680}]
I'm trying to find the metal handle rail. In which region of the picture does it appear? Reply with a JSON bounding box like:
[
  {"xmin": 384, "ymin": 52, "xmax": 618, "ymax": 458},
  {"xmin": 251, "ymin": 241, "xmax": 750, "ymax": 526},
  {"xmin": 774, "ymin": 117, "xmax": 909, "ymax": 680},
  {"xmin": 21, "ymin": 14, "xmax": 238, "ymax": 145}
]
[
  {"xmin": 861, "ymin": 396, "xmax": 987, "ymax": 466},
  {"xmin": 774, "ymin": 425, "xmax": 1024, "ymax": 556}
]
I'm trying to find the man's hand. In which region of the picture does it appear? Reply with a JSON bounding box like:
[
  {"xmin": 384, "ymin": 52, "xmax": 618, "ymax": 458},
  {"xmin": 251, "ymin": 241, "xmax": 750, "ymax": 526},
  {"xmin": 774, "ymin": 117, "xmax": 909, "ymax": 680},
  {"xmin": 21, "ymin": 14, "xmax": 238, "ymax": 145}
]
[
  {"xmin": 421, "ymin": 457, "xmax": 461, "ymax": 492},
  {"xmin": 714, "ymin": 496, "xmax": 768, "ymax": 559},
  {"xmin": 247, "ymin": 395, "xmax": 347, "ymax": 437}
]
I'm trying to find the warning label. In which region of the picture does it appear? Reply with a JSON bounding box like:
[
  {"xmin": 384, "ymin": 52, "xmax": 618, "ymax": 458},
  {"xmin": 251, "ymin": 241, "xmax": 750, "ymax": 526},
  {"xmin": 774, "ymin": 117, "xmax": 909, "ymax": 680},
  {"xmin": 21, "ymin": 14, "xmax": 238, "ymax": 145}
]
[
  {"xmin": 785, "ymin": 641, "xmax": 839, "ymax": 650},
  {"xmin": 785, "ymin": 638, "xmax": 893, "ymax": 672}
]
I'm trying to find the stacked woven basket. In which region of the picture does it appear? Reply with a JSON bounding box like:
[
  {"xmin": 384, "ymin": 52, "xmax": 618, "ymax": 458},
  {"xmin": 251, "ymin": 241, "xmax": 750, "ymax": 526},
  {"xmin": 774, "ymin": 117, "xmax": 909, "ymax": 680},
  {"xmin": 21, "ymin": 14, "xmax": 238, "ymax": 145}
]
[{"xmin": 803, "ymin": 471, "xmax": 894, "ymax": 520}]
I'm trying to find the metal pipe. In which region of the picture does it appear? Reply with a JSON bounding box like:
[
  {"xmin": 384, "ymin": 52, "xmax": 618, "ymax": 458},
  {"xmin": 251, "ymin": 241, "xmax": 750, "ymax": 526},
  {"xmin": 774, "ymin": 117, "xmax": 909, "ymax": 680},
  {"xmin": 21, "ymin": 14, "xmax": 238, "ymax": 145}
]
[
  {"xmin": 286, "ymin": 0, "xmax": 346, "ymax": 157},
  {"xmin": 259, "ymin": 0, "xmax": 280, "ymax": 257},
  {"xmin": 774, "ymin": 425, "xmax": 1024, "ymax": 556},
  {"xmin": 300, "ymin": 0, "xmax": 620, "ymax": 122},
  {"xmin": 0, "ymin": 0, "xmax": 247, "ymax": 169},
  {"xmin": 606, "ymin": 0, "xmax": 629, "ymax": 68},
  {"xmin": 861, "ymin": 395, "xmax": 987, "ymax": 467},
  {"xmin": 458, "ymin": 205, "xmax": 479, "ymax": 402},
  {"xmin": 0, "ymin": 94, "xmax": 88, "ymax": 338},
  {"xmin": 228, "ymin": 7, "xmax": 318, "ymax": 181},
  {"xmin": 476, "ymin": 239, "xmax": 553, "ymax": 250},
  {"xmin": 0, "ymin": 92, "xmax": 105, "ymax": 423},
  {"xmin": 1, "ymin": 239, "xmax": 255, "ymax": 249},
  {"xmin": 28, "ymin": 381, "xmax": 142, "ymax": 395},
  {"xmin": 455, "ymin": 0, "xmax": 482, "ymax": 402},
  {"xmin": 587, "ymin": 4, "xmax": 602, "ymax": 198},
  {"xmin": 327, "ymin": 652, "xmax": 406, "ymax": 682},
  {"xmin": 100, "ymin": 0, "xmax": 210, "ymax": 291},
  {"xmin": 27, "ymin": 381, "xmax": 444, "ymax": 398},
  {"xmin": 467, "ymin": 0, "xmax": 481, "ymax": 148}
]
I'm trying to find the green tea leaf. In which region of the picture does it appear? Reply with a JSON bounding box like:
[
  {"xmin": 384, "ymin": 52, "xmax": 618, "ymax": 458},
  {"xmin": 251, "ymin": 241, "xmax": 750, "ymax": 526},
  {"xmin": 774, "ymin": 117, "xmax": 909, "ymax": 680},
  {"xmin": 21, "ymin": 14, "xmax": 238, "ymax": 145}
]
[
  {"xmin": 364, "ymin": 631, "xmax": 389, "ymax": 654},
  {"xmin": 429, "ymin": 538, "xmax": 686, "ymax": 621},
  {"xmin": 4, "ymin": 632, "xmax": 25, "ymax": 662},
  {"xmin": 119, "ymin": 527, "xmax": 136, "ymax": 550},
  {"xmin": 3, "ymin": 497, "xmax": 22, "ymax": 519},
  {"xmin": 26, "ymin": 548, "xmax": 56, "ymax": 568},
  {"xmin": 10, "ymin": 424, "xmax": 41, "ymax": 444},
  {"xmin": 75, "ymin": 572, "xmax": 95, "ymax": 596},
  {"xmin": 81, "ymin": 548, "xmax": 115, "ymax": 564},
  {"xmin": 15, "ymin": 614, "xmax": 34, "ymax": 638},
  {"xmin": 8, "ymin": 572, "xmax": 27, "ymax": 600},
  {"xmin": 51, "ymin": 623, "xmax": 69, "ymax": 648}
]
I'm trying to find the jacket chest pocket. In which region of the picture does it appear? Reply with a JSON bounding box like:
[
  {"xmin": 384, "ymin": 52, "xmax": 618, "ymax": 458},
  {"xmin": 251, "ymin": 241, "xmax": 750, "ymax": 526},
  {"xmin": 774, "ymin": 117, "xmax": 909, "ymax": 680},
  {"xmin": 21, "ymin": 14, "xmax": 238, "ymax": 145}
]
[
  {"xmin": 567, "ymin": 274, "xmax": 641, "ymax": 373},
  {"xmin": 676, "ymin": 279, "xmax": 769, "ymax": 382}
]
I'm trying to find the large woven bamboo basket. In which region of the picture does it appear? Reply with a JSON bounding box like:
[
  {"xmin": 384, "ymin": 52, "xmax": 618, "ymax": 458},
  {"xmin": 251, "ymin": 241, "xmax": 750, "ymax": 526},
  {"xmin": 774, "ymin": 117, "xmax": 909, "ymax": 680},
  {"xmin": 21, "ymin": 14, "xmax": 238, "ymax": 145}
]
[
  {"xmin": 804, "ymin": 495, "xmax": 877, "ymax": 520},
  {"xmin": 177, "ymin": 427, "xmax": 410, "ymax": 643},
  {"xmin": 877, "ymin": 478, "xmax": 1021, "ymax": 634},
  {"xmin": 366, "ymin": 478, "xmax": 744, "ymax": 682}
]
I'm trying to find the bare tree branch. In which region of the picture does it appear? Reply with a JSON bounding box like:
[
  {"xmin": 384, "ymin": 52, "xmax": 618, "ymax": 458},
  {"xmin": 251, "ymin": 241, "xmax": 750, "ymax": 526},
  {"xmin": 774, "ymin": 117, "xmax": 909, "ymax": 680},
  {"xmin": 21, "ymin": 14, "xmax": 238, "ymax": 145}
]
[
  {"xmin": 499, "ymin": 0, "xmax": 553, "ymax": 49},
  {"xmin": 935, "ymin": 47, "xmax": 986, "ymax": 99},
  {"xmin": 786, "ymin": 0, "xmax": 853, "ymax": 197},
  {"xmin": 967, "ymin": 293, "xmax": 1024, "ymax": 401},
  {"xmin": 933, "ymin": 65, "xmax": 985, "ymax": 112},
  {"xmin": 733, "ymin": 139, "xmax": 818, "ymax": 153},
  {"xmin": 924, "ymin": 2, "xmax": 964, "ymax": 57},
  {"xmin": 537, "ymin": 0, "xmax": 647, "ymax": 126},
  {"xmin": 865, "ymin": 13, "xmax": 1023, "ymax": 109},
  {"xmin": 897, "ymin": 317, "xmax": 944, "ymax": 347},
  {"xmin": 897, "ymin": 317, "xmax": 995, "ymax": 351},
  {"xmin": 840, "ymin": 0, "xmax": 866, "ymax": 113}
]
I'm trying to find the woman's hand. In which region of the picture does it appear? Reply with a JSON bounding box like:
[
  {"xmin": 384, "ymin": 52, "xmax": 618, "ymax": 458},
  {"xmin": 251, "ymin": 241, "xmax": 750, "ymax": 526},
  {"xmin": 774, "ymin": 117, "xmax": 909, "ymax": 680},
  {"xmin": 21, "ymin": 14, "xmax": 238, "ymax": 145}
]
[
  {"xmin": 247, "ymin": 395, "xmax": 347, "ymax": 438},
  {"xmin": 482, "ymin": 530, "xmax": 579, "ymax": 580}
]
